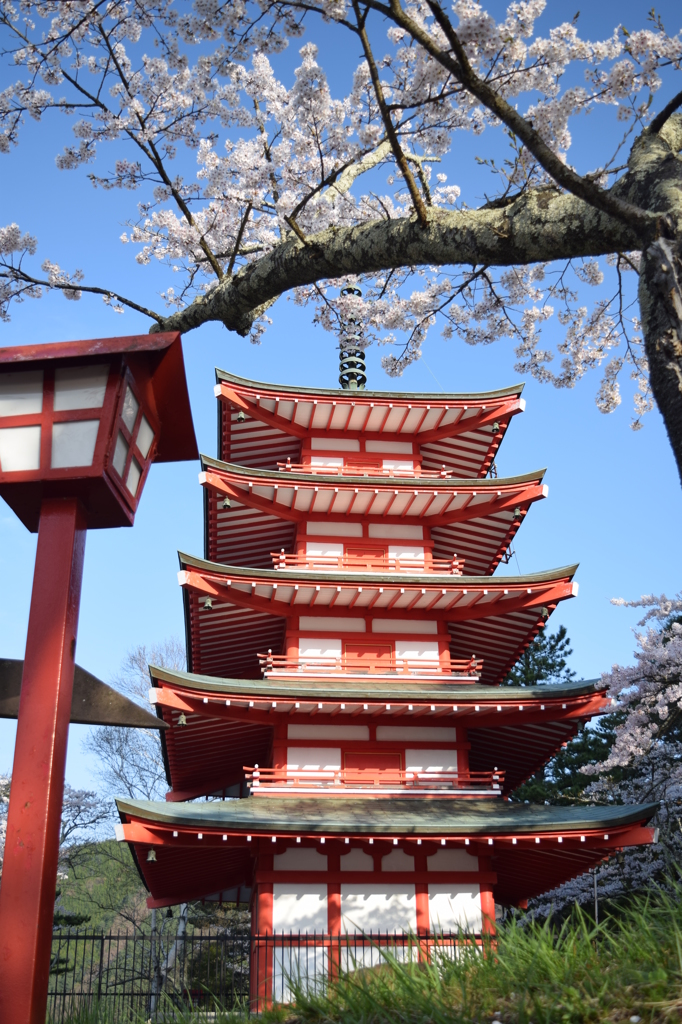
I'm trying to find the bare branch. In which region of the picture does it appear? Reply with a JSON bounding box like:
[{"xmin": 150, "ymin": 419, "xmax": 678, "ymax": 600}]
[{"xmin": 352, "ymin": 1, "xmax": 430, "ymax": 226}]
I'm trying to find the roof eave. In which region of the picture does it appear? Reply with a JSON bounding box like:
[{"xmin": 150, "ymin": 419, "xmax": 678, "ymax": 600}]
[{"xmin": 215, "ymin": 368, "xmax": 525, "ymax": 403}]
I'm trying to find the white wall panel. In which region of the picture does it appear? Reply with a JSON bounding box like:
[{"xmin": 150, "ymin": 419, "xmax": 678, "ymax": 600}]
[
  {"xmin": 340, "ymin": 884, "xmax": 416, "ymax": 933},
  {"xmin": 311, "ymin": 437, "xmax": 360, "ymax": 451},
  {"xmin": 428, "ymin": 885, "xmax": 482, "ymax": 932},
  {"xmin": 306, "ymin": 542, "xmax": 343, "ymax": 558},
  {"xmin": 340, "ymin": 848, "xmax": 374, "ymax": 871},
  {"xmin": 299, "ymin": 616, "xmax": 365, "ymax": 632},
  {"xmin": 377, "ymin": 726, "xmax": 457, "ymax": 742},
  {"xmin": 372, "ymin": 618, "xmax": 435, "ymax": 633},
  {"xmin": 381, "ymin": 849, "xmax": 415, "ymax": 872},
  {"xmin": 369, "ymin": 524, "xmax": 423, "ymax": 539},
  {"xmin": 286, "ymin": 747, "xmax": 341, "ymax": 773},
  {"xmin": 405, "ymin": 749, "xmax": 458, "ymax": 772},
  {"xmin": 274, "ymin": 847, "xmax": 328, "ymax": 871},
  {"xmin": 288, "ymin": 724, "xmax": 370, "ymax": 740},
  {"xmin": 366, "ymin": 440, "xmax": 413, "ymax": 455},
  {"xmin": 298, "ymin": 638, "xmax": 342, "ymax": 659},
  {"xmin": 427, "ymin": 849, "xmax": 479, "ymax": 871},
  {"xmin": 273, "ymin": 883, "xmax": 328, "ymax": 933},
  {"xmin": 389, "ymin": 545, "xmax": 424, "ymax": 562},
  {"xmin": 306, "ymin": 522, "xmax": 363, "ymax": 537},
  {"xmin": 395, "ymin": 641, "xmax": 439, "ymax": 662}
]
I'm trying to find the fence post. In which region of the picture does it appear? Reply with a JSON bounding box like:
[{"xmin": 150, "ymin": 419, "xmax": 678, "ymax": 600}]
[{"xmin": 96, "ymin": 934, "xmax": 104, "ymax": 1004}]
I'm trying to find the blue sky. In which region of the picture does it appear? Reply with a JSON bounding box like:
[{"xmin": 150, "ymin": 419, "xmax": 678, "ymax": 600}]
[{"xmin": 1, "ymin": 0, "xmax": 681, "ymax": 789}]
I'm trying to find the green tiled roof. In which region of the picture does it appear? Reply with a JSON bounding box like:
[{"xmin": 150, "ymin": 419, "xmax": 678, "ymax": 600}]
[
  {"xmin": 117, "ymin": 795, "xmax": 656, "ymax": 836},
  {"xmin": 149, "ymin": 664, "xmax": 603, "ymax": 703},
  {"xmin": 215, "ymin": 369, "xmax": 524, "ymax": 403},
  {"xmin": 178, "ymin": 551, "xmax": 579, "ymax": 587},
  {"xmin": 200, "ymin": 454, "xmax": 546, "ymax": 490}
]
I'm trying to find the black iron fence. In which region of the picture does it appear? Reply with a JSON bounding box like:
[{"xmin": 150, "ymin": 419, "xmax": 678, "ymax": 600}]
[{"xmin": 48, "ymin": 929, "xmax": 481, "ymax": 1021}]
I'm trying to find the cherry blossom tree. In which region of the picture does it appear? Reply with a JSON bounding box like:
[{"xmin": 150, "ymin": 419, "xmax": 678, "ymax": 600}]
[
  {"xmin": 531, "ymin": 592, "xmax": 682, "ymax": 918},
  {"xmin": 1, "ymin": 2, "xmax": 682, "ymax": 478}
]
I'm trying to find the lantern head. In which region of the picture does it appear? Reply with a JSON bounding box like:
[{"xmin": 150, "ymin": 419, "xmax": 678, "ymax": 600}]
[{"xmin": 0, "ymin": 332, "xmax": 197, "ymax": 530}]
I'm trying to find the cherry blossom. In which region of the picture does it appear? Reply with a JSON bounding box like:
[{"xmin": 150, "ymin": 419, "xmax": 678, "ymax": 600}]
[
  {"xmin": 531, "ymin": 593, "xmax": 682, "ymax": 917},
  {"xmin": 0, "ymin": 1, "xmax": 681, "ymax": 457}
]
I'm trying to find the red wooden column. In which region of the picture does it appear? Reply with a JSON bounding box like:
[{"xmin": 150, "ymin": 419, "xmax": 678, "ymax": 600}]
[
  {"xmin": 327, "ymin": 849, "xmax": 342, "ymax": 981},
  {"xmin": 251, "ymin": 853, "xmax": 274, "ymax": 1013},
  {"xmin": 0, "ymin": 498, "xmax": 86, "ymax": 1024}
]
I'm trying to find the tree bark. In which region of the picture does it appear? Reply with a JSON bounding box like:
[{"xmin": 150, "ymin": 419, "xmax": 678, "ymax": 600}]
[
  {"xmin": 152, "ymin": 117, "xmax": 682, "ymax": 340},
  {"xmin": 639, "ymin": 239, "xmax": 682, "ymax": 486}
]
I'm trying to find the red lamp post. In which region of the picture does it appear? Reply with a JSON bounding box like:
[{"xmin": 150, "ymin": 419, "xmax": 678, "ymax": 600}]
[{"xmin": 0, "ymin": 332, "xmax": 198, "ymax": 1024}]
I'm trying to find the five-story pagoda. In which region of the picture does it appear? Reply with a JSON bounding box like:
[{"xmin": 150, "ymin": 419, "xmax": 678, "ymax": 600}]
[{"xmin": 116, "ymin": 361, "xmax": 656, "ymax": 1004}]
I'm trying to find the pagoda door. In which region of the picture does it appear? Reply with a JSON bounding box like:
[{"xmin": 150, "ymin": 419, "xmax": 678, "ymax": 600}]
[
  {"xmin": 344, "ymin": 642, "xmax": 392, "ymax": 673},
  {"xmin": 346, "ymin": 546, "xmax": 386, "ymax": 570},
  {"xmin": 344, "ymin": 750, "xmax": 401, "ymax": 786}
]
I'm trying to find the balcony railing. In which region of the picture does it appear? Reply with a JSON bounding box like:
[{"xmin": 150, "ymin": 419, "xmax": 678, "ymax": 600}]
[
  {"xmin": 258, "ymin": 652, "xmax": 481, "ymax": 680},
  {"xmin": 271, "ymin": 551, "xmax": 464, "ymax": 575},
  {"xmin": 277, "ymin": 458, "xmax": 457, "ymax": 479},
  {"xmin": 245, "ymin": 766, "xmax": 504, "ymax": 797}
]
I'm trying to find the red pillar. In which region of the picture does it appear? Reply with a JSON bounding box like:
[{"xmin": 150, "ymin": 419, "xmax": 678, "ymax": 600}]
[
  {"xmin": 252, "ymin": 881, "xmax": 274, "ymax": 1012},
  {"xmin": 327, "ymin": 881, "xmax": 341, "ymax": 980},
  {"xmin": 0, "ymin": 498, "xmax": 86, "ymax": 1024}
]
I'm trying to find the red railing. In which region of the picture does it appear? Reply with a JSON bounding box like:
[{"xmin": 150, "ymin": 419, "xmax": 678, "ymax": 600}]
[
  {"xmin": 258, "ymin": 652, "xmax": 481, "ymax": 679},
  {"xmin": 277, "ymin": 458, "xmax": 457, "ymax": 479},
  {"xmin": 245, "ymin": 766, "xmax": 503, "ymax": 796},
  {"xmin": 271, "ymin": 551, "xmax": 464, "ymax": 575}
]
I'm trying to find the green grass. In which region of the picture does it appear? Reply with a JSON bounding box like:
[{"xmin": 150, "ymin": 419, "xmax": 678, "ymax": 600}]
[
  {"xmin": 272, "ymin": 888, "xmax": 682, "ymax": 1024},
  {"xmin": 52, "ymin": 886, "xmax": 682, "ymax": 1024}
]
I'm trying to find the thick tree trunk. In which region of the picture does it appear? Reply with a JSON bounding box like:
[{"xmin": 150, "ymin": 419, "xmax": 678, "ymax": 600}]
[{"xmin": 640, "ymin": 238, "xmax": 682, "ymax": 486}]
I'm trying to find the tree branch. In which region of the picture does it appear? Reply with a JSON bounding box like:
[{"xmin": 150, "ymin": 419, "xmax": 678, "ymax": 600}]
[
  {"xmin": 650, "ymin": 89, "xmax": 682, "ymax": 135},
  {"xmin": 352, "ymin": 1, "xmax": 430, "ymax": 226},
  {"xmin": 1, "ymin": 267, "xmax": 164, "ymax": 323},
  {"xmin": 226, "ymin": 202, "xmax": 253, "ymax": 278},
  {"xmin": 375, "ymin": 0, "xmax": 658, "ymax": 239},
  {"xmin": 150, "ymin": 180, "xmax": 644, "ymax": 337}
]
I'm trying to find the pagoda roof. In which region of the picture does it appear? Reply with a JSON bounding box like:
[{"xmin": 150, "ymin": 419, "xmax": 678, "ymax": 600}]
[
  {"xmin": 179, "ymin": 552, "xmax": 577, "ymax": 685},
  {"xmin": 200, "ymin": 456, "xmax": 546, "ymax": 575},
  {"xmin": 117, "ymin": 795, "xmax": 656, "ymax": 907},
  {"xmin": 151, "ymin": 664, "xmax": 602, "ymax": 704},
  {"xmin": 118, "ymin": 793, "xmax": 656, "ymax": 836},
  {"xmin": 148, "ymin": 665, "xmax": 608, "ymax": 801},
  {"xmin": 215, "ymin": 371, "xmax": 524, "ymax": 479},
  {"xmin": 216, "ymin": 370, "xmax": 526, "ymax": 405}
]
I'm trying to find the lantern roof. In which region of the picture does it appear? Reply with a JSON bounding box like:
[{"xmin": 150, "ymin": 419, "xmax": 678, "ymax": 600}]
[{"xmin": 0, "ymin": 332, "xmax": 197, "ymax": 464}]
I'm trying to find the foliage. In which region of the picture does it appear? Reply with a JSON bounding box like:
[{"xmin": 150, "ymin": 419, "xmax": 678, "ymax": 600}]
[
  {"xmin": 0, "ymin": 772, "xmax": 9, "ymax": 870},
  {"xmin": 512, "ymin": 715, "xmax": 618, "ymax": 806},
  {"xmin": 56, "ymin": 839, "xmax": 151, "ymax": 934},
  {"xmin": 532, "ymin": 592, "xmax": 682, "ymax": 917},
  {"xmin": 263, "ymin": 886, "xmax": 682, "ymax": 1024},
  {"xmin": 2, "ymin": 0, "xmax": 682, "ymax": 461},
  {"xmin": 83, "ymin": 637, "xmax": 185, "ymax": 803},
  {"xmin": 504, "ymin": 625, "xmax": 576, "ymax": 687}
]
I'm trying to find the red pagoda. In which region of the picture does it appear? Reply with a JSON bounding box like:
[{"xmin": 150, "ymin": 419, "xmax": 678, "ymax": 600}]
[{"xmin": 116, "ymin": 366, "xmax": 656, "ymax": 1003}]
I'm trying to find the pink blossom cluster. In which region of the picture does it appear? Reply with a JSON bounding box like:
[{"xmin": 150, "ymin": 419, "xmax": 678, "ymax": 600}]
[
  {"xmin": 0, "ymin": 1, "xmax": 679, "ymax": 418},
  {"xmin": 531, "ymin": 593, "xmax": 682, "ymax": 917}
]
